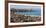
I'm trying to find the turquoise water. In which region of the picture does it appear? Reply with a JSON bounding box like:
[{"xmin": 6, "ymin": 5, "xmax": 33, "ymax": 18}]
[{"xmin": 16, "ymin": 9, "xmax": 41, "ymax": 16}]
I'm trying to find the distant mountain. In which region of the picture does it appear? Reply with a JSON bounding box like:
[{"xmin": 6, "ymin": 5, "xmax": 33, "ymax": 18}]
[{"xmin": 11, "ymin": 8, "xmax": 32, "ymax": 12}]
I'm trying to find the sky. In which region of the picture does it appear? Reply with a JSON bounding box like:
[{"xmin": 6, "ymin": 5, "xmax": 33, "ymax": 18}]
[{"xmin": 10, "ymin": 5, "xmax": 41, "ymax": 10}]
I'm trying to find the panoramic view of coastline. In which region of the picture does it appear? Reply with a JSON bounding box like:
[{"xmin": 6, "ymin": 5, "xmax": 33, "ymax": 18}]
[{"xmin": 10, "ymin": 5, "xmax": 41, "ymax": 23}]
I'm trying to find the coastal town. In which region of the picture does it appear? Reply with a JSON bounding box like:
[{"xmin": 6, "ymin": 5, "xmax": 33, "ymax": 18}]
[
  {"xmin": 10, "ymin": 8, "xmax": 41, "ymax": 23},
  {"xmin": 11, "ymin": 13, "xmax": 41, "ymax": 23}
]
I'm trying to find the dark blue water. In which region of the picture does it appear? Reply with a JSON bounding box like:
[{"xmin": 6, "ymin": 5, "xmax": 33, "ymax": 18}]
[{"xmin": 16, "ymin": 9, "xmax": 41, "ymax": 16}]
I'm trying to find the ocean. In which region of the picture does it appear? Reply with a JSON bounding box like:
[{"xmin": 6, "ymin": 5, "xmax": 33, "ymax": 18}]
[{"xmin": 15, "ymin": 9, "xmax": 41, "ymax": 16}]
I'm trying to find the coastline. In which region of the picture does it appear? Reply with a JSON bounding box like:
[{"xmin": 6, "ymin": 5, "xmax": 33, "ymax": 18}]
[{"xmin": 10, "ymin": 13, "xmax": 41, "ymax": 23}]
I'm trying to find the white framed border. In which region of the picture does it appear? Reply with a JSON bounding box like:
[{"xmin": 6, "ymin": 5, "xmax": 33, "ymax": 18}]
[{"xmin": 8, "ymin": 3, "xmax": 43, "ymax": 26}]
